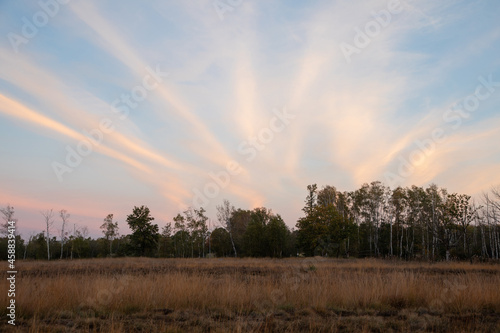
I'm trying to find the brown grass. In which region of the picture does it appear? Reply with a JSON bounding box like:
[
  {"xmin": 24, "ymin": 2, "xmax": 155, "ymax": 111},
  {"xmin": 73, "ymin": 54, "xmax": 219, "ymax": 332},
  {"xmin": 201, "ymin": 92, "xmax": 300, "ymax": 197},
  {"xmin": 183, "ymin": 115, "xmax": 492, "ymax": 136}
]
[{"xmin": 2, "ymin": 258, "xmax": 500, "ymax": 332}]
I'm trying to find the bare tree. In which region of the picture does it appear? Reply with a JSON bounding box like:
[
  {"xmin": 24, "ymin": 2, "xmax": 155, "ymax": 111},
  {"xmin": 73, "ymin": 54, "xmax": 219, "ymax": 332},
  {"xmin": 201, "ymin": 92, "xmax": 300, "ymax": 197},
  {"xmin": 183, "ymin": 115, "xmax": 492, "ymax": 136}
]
[
  {"xmin": 59, "ymin": 209, "xmax": 70, "ymax": 259},
  {"xmin": 1, "ymin": 204, "xmax": 16, "ymax": 235},
  {"xmin": 216, "ymin": 199, "xmax": 237, "ymax": 257},
  {"xmin": 41, "ymin": 209, "xmax": 54, "ymax": 260}
]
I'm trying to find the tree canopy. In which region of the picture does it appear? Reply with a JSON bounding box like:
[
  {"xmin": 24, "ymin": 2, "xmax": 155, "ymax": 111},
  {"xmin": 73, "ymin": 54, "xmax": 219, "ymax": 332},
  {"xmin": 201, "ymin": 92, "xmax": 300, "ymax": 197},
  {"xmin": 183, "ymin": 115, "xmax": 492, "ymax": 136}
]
[{"xmin": 126, "ymin": 205, "xmax": 159, "ymax": 256}]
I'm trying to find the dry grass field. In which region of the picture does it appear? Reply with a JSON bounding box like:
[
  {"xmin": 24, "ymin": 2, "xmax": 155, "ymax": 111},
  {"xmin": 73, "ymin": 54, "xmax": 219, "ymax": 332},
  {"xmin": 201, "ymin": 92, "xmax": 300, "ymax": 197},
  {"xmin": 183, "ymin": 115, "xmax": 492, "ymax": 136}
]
[{"xmin": 2, "ymin": 258, "xmax": 500, "ymax": 332}]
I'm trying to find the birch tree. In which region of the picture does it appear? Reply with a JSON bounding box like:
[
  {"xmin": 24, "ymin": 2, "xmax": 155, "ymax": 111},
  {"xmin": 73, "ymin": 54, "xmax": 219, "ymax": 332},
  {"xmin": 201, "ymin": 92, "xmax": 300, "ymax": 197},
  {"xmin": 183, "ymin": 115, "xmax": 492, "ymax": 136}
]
[
  {"xmin": 184, "ymin": 207, "xmax": 208, "ymax": 257},
  {"xmin": 390, "ymin": 187, "xmax": 406, "ymax": 258},
  {"xmin": 317, "ymin": 185, "xmax": 337, "ymax": 207},
  {"xmin": 100, "ymin": 214, "xmax": 119, "ymax": 255},
  {"xmin": 216, "ymin": 199, "xmax": 237, "ymax": 257},
  {"xmin": 173, "ymin": 213, "xmax": 188, "ymax": 257},
  {"xmin": 59, "ymin": 209, "xmax": 70, "ymax": 259},
  {"xmin": 41, "ymin": 209, "xmax": 54, "ymax": 260},
  {"xmin": 425, "ymin": 184, "xmax": 445, "ymax": 260}
]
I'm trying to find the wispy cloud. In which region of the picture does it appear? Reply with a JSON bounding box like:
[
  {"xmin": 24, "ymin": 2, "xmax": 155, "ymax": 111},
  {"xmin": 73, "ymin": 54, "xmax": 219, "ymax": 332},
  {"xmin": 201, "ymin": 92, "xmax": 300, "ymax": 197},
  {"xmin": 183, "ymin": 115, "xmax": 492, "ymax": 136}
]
[
  {"xmin": 0, "ymin": 0, "xmax": 499, "ymax": 235},
  {"xmin": 0, "ymin": 93, "xmax": 152, "ymax": 173}
]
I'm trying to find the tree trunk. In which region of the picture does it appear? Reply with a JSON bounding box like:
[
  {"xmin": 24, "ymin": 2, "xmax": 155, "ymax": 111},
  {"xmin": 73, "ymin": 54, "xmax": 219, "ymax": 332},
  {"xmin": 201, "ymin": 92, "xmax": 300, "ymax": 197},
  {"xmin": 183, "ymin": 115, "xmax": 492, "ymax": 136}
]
[
  {"xmin": 390, "ymin": 219, "xmax": 393, "ymax": 257},
  {"xmin": 480, "ymin": 224, "xmax": 488, "ymax": 258},
  {"xmin": 46, "ymin": 229, "xmax": 50, "ymax": 260},
  {"xmin": 400, "ymin": 229, "xmax": 403, "ymax": 258},
  {"xmin": 229, "ymin": 231, "xmax": 237, "ymax": 258}
]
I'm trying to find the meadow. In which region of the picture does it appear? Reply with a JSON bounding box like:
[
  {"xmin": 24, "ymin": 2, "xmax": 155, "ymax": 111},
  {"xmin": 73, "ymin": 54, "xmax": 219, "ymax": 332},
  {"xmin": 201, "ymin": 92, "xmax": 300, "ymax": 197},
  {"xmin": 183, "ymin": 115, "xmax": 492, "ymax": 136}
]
[{"xmin": 1, "ymin": 258, "xmax": 500, "ymax": 332}]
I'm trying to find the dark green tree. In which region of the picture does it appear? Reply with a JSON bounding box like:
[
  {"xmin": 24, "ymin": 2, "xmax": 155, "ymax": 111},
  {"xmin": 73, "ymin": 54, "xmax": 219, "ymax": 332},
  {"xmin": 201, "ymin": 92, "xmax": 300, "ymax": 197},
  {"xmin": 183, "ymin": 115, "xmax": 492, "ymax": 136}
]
[
  {"xmin": 26, "ymin": 232, "xmax": 47, "ymax": 259},
  {"xmin": 210, "ymin": 227, "xmax": 232, "ymax": 257},
  {"xmin": 158, "ymin": 224, "xmax": 174, "ymax": 257},
  {"xmin": 303, "ymin": 184, "xmax": 318, "ymax": 216},
  {"xmin": 126, "ymin": 205, "xmax": 159, "ymax": 256},
  {"xmin": 228, "ymin": 209, "xmax": 251, "ymax": 256},
  {"xmin": 297, "ymin": 203, "xmax": 355, "ymax": 257},
  {"xmin": 242, "ymin": 208, "xmax": 291, "ymax": 257},
  {"xmin": 243, "ymin": 208, "xmax": 270, "ymax": 257},
  {"xmin": 265, "ymin": 214, "xmax": 289, "ymax": 257}
]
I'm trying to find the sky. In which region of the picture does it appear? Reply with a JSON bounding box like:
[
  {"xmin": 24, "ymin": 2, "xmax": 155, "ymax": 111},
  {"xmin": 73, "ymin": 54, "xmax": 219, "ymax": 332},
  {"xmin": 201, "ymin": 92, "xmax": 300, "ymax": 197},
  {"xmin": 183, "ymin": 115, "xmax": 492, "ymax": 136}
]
[{"xmin": 1, "ymin": 0, "xmax": 499, "ymax": 239}]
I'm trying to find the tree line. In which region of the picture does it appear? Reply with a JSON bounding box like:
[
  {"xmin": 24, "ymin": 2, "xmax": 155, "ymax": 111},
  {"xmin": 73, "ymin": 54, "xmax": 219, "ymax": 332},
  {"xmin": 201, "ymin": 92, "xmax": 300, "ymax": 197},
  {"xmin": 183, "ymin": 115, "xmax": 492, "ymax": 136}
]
[
  {"xmin": 0, "ymin": 202, "xmax": 295, "ymax": 260},
  {"xmin": 296, "ymin": 182, "xmax": 500, "ymax": 261},
  {"xmin": 1, "ymin": 182, "xmax": 499, "ymax": 261}
]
